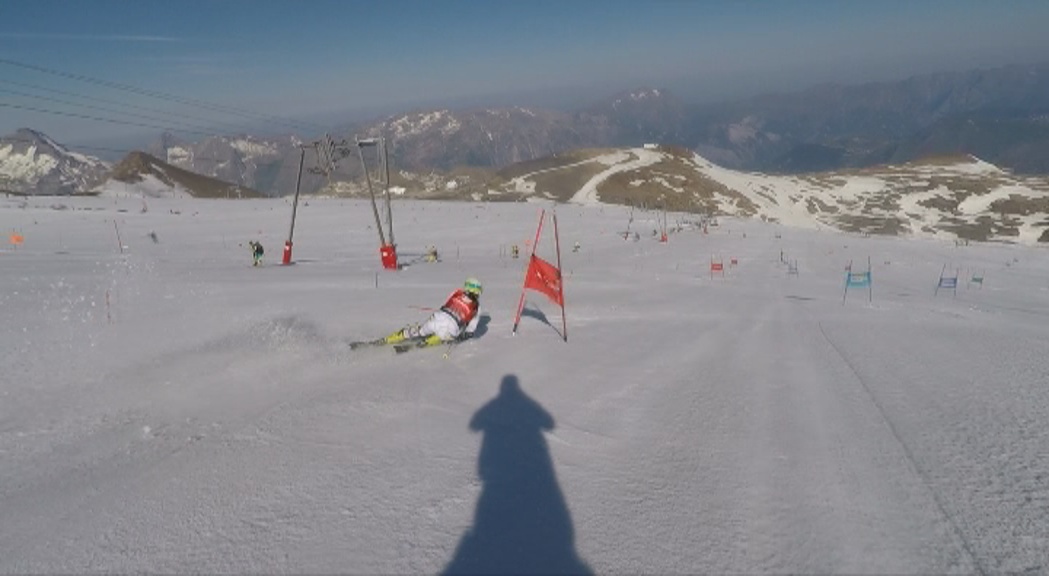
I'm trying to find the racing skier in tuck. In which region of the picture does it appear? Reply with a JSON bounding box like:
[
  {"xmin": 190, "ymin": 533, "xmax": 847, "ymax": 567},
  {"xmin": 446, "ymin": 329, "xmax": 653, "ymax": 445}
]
[{"xmin": 384, "ymin": 277, "xmax": 483, "ymax": 347}]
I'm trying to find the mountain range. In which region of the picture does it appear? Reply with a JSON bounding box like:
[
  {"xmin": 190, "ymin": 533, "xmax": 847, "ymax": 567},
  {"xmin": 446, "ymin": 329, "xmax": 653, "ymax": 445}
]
[
  {"xmin": 471, "ymin": 146, "xmax": 1049, "ymax": 245},
  {"xmin": 132, "ymin": 62, "xmax": 1049, "ymax": 198},
  {"xmin": 6, "ymin": 62, "xmax": 1049, "ymax": 199},
  {"xmin": 3, "ymin": 61, "xmax": 1049, "ymax": 244}
]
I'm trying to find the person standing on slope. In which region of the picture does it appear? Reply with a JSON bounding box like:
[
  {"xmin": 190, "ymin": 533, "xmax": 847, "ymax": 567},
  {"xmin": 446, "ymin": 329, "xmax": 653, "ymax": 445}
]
[
  {"xmin": 249, "ymin": 240, "xmax": 264, "ymax": 267},
  {"xmin": 385, "ymin": 277, "xmax": 483, "ymax": 346}
]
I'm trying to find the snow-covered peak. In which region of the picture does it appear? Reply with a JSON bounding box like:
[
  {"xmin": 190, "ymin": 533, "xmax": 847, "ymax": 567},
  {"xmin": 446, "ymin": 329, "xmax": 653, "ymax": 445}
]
[
  {"xmin": 0, "ymin": 143, "xmax": 60, "ymax": 182},
  {"xmin": 229, "ymin": 138, "xmax": 279, "ymax": 157},
  {"xmin": 0, "ymin": 128, "xmax": 109, "ymax": 195},
  {"xmin": 167, "ymin": 146, "xmax": 193, "ymax": 165},
  {"xmin": 389, "ymin": 110, "xmax": 460, "ymax": 138},
  {"xmin": 612, "ymin": 89, "xmax": 665, "ymax": 109}
]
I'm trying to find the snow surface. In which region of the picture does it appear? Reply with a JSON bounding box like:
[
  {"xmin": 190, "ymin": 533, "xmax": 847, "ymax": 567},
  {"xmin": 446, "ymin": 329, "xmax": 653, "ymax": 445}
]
[
  {"xmin": 94, "ymin": 174, "xmax": 193, "ymax": 200},
  {"xmin": 957, "ymin": 185, "xmax": 1030, "ymax": 215},
  {"xmin": 686, "ymin": 152, "xmax": 1049, "ymax": 244},
  {"xmin": 2, "ymin": 195, "xmax": 1048, "ymax": 574}
]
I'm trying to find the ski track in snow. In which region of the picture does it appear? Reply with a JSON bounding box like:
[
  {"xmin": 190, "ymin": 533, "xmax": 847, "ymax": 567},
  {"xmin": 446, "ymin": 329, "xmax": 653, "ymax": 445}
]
[
  {"xmin": 1, "ymin": 195, "xmax": 1048, "ymax": 573},
  {"xmin": 569, "ymin": 148, "xmax": 663, "ymax": 205}
]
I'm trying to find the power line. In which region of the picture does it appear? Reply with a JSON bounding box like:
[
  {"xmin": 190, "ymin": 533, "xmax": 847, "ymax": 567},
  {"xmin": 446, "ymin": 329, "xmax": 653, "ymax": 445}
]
[
  {"xmin": 0, "ymin": 137, "xmax": 129, "ymax": 155},
  {"xmin": 0, "ymin": 87, "xmax": 233, "ymax": 136},
  {"xmin": 0, "ymin": 57, "xmax": 328, "ymax": 134},
  {"xmin": 0, "ymin": 102, "xmax": 214, "ymax": 137},
  {"xmin": 0, "ymin": 78, "xmax": 258, "ymax": 134}
]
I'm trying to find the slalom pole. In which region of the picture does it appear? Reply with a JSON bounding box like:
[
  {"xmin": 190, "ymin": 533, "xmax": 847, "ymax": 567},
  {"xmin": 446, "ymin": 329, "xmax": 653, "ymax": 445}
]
[
  {"xmin": 553, "ymin": 211, "xmax": 567, "ymax": 342},
  {"xmin": 512, "ymin": 209, "xmax": 545, "ymax": 335},
  {"xmin": 113, "ymin": 220, "xmax": 124, "ymax": 254},
  {"xmin": 868, "ymin": 256, "xmax": 873, "ymax": 303},
  {"xmin": 842, "ymin": 262, "xmax": 850, "ymax": 305}
]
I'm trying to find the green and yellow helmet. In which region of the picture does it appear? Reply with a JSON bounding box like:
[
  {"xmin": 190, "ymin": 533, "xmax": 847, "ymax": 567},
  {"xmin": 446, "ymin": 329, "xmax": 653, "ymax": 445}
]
[{"xmin": 463, "ymin": 277, "xmax": 483, "ymax": 297}]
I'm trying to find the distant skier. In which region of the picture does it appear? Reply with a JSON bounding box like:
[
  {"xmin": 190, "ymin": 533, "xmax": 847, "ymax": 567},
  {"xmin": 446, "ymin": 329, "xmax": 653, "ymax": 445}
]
[
  {"xmin": 384, "ymin": 277, "xmax": 483, "ymax": 347},
  {"xmin": 249, "ymin": 240, "xmax": 264, "ymax": 266}
]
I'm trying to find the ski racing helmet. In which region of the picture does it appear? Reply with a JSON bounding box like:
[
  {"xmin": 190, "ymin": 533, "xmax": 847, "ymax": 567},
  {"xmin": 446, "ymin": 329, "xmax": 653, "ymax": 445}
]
[{"xmin": 464, "ymin": 277, "xmax": 483, "ymax": 297}]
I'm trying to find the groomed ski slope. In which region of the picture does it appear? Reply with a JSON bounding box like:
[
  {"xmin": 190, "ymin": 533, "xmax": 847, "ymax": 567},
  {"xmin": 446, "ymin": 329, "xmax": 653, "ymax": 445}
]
[{"xmin": 1, "ymin": 196, "xmax": 1048, "ymax": 574}]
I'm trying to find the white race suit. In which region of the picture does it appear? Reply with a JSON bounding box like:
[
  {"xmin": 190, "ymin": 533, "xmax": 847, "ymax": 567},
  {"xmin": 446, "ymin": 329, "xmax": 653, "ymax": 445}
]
[{"xmin": 407, "ymin": 309, "xmax": 480, "ymax": 342}]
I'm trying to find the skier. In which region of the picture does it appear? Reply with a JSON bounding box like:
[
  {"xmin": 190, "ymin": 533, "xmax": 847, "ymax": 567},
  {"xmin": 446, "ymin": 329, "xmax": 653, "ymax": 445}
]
[
  {"xmin": 384, "ymin": 277, "xmax": 483, "ymax": 347},
  {"xmin": 249, "ymin": 240, "xmax": 264, "ymax": 266}
]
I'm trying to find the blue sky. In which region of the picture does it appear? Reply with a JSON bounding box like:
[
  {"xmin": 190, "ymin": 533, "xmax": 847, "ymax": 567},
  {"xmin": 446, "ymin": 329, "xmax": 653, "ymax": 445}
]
[{"xmin": 1, "ymin": 0, "xmax": 1048, "ymax": 145}]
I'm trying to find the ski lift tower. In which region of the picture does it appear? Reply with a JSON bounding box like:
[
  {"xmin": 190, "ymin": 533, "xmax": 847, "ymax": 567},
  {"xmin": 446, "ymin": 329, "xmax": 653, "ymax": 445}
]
[
  {"xmin": 357, "ymin": 136, "xmax": 397, "ymax": 270},
  {"xmin": 281, "ymin": 146, "xmax": 306, "ymax": 264},
  {"xmin": 282, "ymin": 134, "xmax": 345, "ymax": 265}
]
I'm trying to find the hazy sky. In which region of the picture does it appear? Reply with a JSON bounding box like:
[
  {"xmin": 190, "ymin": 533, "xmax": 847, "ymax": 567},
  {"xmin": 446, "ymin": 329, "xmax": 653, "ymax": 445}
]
[{"xmin": 2, "ymin": 0, "xmax": 1048, "ymax": 146}]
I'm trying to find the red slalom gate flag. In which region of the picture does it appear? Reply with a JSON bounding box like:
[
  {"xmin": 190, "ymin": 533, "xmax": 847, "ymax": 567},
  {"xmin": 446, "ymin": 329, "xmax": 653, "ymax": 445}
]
[
  {"xmin": 524, "ymin": 254, "xmax": 563, "ymax": 306},
  {"xmin": 512, "ymin": 208, "xmax": 568, "ymax": 341}
]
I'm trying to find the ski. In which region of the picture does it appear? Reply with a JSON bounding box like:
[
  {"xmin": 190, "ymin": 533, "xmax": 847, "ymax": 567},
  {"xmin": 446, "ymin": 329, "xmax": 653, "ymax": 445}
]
[
  {"xmin": 349, "ymin": 336, "xmax": 428, "ymax": 351},
  {"xmin": 350, "ymin": 335, "xmax": 469, "ymax": 355},
  {"xmin": 394, "ymin": 339, "xmax": 444, "ymax": 354},
  {"xmin": 395, "ymin": 337, "xmax": 471, "ymax": 355},
  {"xmin": 348, "ymin": 338, "xmax": 390, "ymax": 350}
]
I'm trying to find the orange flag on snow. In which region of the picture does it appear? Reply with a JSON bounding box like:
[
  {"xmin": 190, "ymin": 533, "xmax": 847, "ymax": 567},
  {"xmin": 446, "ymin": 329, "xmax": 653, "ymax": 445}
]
[
  {"xmin": 524, "ymin": 254, "xmax": 563, "ymax": 306},
  {"xmin": 9, "ymin": 233, "xmax": 24, "ymax": 247}
]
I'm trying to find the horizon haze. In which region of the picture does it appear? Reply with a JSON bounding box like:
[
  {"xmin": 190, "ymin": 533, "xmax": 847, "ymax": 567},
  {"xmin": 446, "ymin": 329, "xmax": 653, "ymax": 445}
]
[{"xmin": 2, "ymin": 0, "xmax": 1049, "ymax": 146}]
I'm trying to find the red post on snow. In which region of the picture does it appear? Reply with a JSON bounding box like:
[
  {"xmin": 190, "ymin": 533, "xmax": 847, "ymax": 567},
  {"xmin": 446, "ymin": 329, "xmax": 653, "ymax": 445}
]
[
  {"xmin": 710, "ymin": 256, "xmax": 725, "ymax": 279},
  {"xmin": 283, "ymin": 147, "xmax": 305, "ymax": 266},
  {"xmin": 512, "ymin": 208, "xmax": 568, "ymax": 342},
  {"xmin": 380, "ymin": 243, "xmax": 398, "ymax": 270},
  {"xmin": 552, "ymin": 212, "xmax": 568, "ymax": 342},
  {"xmin": 282, "ymin": 240, "xmax": 293, "ymax": 265},
  {"xmin": 513, "ymin": 210, "xmax": 546, "ymax": 335}
]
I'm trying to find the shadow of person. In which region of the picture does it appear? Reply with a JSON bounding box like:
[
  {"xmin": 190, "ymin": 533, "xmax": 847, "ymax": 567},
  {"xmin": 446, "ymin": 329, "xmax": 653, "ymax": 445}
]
[{"xmin": 443, "ymin": 375, "xmax": 591, "ymax": 575}]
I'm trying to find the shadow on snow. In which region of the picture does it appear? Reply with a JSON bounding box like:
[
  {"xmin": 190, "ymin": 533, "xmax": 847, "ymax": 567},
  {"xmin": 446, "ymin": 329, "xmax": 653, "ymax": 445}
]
[
  {"xmin": 443, "ymin": 375, "xmax": 591, "ymax": 575},
  {"xmin": 520, "ymin": 303, "xmax": 563, "ymax": 339}
]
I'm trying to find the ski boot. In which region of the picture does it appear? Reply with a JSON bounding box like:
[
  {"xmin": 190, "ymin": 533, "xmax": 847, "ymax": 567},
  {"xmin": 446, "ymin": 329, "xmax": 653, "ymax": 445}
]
[{"xmin": 383, "ymin": 324, "xmax": 420, "ymax": 345}]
